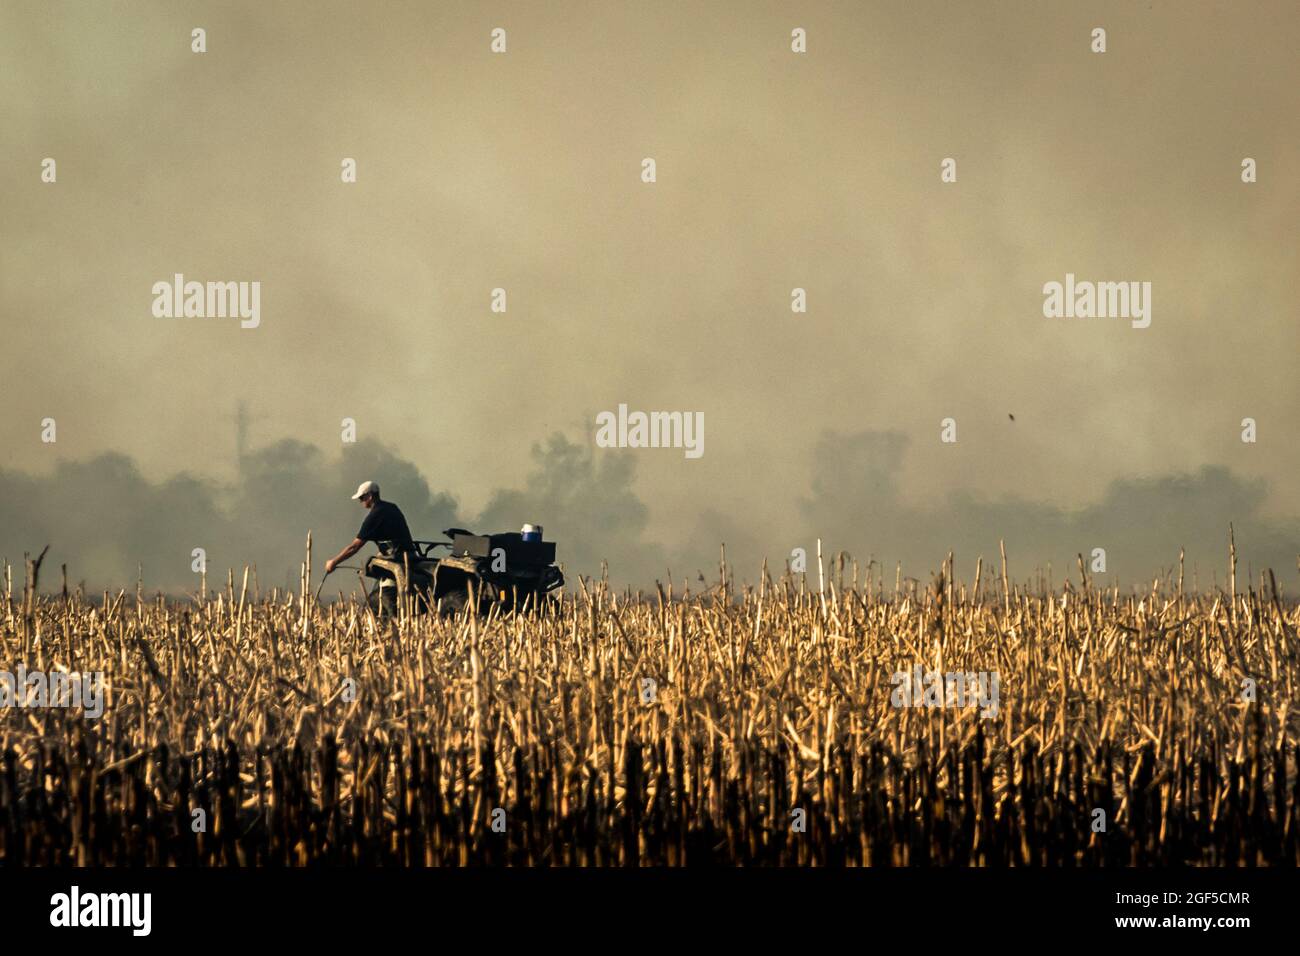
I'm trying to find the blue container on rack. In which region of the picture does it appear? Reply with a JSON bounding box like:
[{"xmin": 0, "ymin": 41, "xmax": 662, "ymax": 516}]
[{"xmin": 521, "ymin": 523, "xmax": 543, "ymax": 542}]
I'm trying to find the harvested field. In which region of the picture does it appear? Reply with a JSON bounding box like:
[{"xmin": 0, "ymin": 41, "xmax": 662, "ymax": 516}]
[{"xmin": 1, "ymin": 550, "xmax": 1297, "ymax": 865}]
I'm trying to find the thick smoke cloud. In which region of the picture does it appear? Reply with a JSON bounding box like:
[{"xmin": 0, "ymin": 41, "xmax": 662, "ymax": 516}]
[
  {"xmin": 2, "ymin": 3, "xmax": 1296, "ymax": 600},
  {"xmin": 0, "ymin": 429, "xmax": 1295, "ymax": 595}
]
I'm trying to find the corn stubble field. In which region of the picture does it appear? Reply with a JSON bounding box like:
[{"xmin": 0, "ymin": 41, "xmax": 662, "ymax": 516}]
[{"xmin": 1, "ymin": 548, "xmax": 1298, "ymax": 867}]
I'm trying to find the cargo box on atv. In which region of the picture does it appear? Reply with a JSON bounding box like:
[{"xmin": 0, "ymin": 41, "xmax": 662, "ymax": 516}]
[
  {"xmin": 363, "ymin": 527, "xmax": 562, "ymax": 616},
  {"xmin": 448, "ymin": 531, "xmax": 556, "ymax": 567}
]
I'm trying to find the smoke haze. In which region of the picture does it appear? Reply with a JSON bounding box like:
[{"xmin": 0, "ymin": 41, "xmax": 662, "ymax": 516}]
[{"xmin": 1, "ymin": 2, "xmax": 1295, "ymax": 592}]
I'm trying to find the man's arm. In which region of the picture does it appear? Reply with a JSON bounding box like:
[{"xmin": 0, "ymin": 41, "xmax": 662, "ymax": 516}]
[{"xmin": 325, "ymin": 538, "xmax": 366, "ymax": 574}]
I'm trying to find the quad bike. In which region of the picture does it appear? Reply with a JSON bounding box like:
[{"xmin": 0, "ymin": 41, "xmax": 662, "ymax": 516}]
[{"xmin": 362, "ymin": 528, "xmax": 563, "ymax": 616}]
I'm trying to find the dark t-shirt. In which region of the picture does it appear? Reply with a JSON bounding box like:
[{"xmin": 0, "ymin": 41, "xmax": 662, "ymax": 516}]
[{"xmin": 356, "ymin": 500, "xmax": 415, "ymax": 556}]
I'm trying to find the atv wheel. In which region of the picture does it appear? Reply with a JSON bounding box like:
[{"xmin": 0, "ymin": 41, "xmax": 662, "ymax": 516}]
[{"xmin": 437, "ymin": 588, "xmax": 469, "ymax": 616}]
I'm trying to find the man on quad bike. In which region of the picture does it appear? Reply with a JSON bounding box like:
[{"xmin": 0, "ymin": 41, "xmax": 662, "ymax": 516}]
[
  {"xmin": 325, "ymin": 480, "xmax": 565, "ymax": 618},
  {"xmin": 325, "ymin": 480, "xmax": 416, "ymax": 615}
]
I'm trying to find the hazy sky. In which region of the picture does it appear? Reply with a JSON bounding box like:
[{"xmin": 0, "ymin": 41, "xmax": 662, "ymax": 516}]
[{"xmin": 1, "ymin": 1, "xmax": 1296, "ymax": 589}]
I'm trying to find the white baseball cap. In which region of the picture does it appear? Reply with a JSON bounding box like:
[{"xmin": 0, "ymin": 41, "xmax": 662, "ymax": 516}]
[{"xmin": 351, "ymin": 480, "xmax": 379, "ymax": 500}]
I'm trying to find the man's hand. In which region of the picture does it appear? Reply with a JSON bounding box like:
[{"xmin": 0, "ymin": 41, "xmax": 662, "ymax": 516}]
[{"xmin": 325, "ymin": 539, "xmax": 365, "ymax": 576}]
